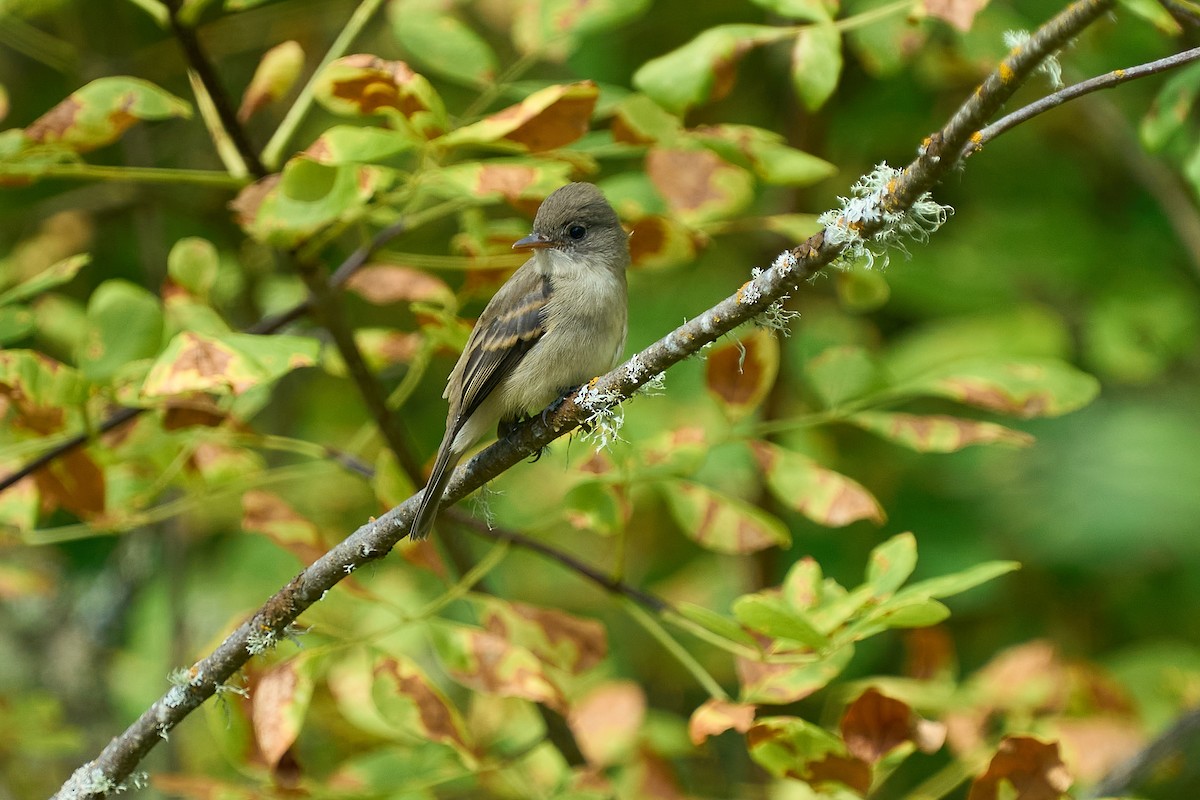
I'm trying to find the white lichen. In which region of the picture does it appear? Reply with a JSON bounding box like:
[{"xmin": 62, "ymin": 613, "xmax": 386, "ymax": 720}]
[
  {"xmin": 637, "ymin": 371, "xmax": 666, "ymax": 397},
  {"xmin": 246, "ymin": 627, "xmax": 278, "ymax": 655},
  {"xmin": 1004, "ymin": 29, "xmax": 1063, "ymax": 88},
  {"xmin": 576, "ymin": 381, "xmax": 626, "ymax": 452},
  {"xmin": 215, "ymin": 680, "xmax": 249, "ymax": 698},
  {"xmin": 470, "ymin": 482, "xmax": 499, "ymax": 528},
  {"xmin": 816, "ymin": 162, "xmax": 952, "ymax": 271}
]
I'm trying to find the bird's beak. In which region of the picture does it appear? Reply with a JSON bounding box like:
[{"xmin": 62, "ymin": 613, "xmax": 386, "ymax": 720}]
[{"xmin": 512, "ymin": 232, "xmax": 556, "ymax": 252}]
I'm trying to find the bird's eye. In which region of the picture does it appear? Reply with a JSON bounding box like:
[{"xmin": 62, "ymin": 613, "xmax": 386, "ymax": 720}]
[{"xmin": 568, "ymin": 224, "xmax": 587, "ymax": 240}]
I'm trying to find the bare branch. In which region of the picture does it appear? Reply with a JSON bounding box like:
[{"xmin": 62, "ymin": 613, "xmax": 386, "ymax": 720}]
[
  {"xmin": 160, "ymin": 0, "xmax": 267, "ymax": 178},
  {"xmin": 971, "ymin": 46, "xmax": 1200, "ymax": 152},
  {"xmin": 1086, "ymin": 706, "xmax": 1200, "ymax": 798},
  {"xmin": 52, "ymin": 1, "xmax": 1131, "ymax": 796}
]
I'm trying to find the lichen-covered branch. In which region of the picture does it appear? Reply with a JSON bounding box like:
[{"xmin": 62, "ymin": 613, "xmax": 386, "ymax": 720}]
[{"xmin": 51, "ymin": 1, "xmax": 1122, "ymax": 796}]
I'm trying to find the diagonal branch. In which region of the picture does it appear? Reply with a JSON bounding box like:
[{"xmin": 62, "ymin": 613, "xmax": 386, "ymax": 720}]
[
  {"xmin": 52, "ymin": 1, "xmax": 1127, "ymax": 796},
  {"xmin": 160, "ymin": 0, "xmax": 267, "ymax": 178}
]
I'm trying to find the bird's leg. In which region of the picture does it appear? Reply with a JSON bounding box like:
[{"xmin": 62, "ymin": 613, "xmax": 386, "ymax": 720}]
[{"xmin": 498, "ymin": 413, "xmax": 551, "ymax": 463}]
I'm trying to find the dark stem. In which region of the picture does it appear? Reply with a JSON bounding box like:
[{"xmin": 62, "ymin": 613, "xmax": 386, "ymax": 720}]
[
  {"xmin": 1086, "ymin": 707, "xmax": 1200, "ymax": 798},
  {"xmin": 160, "ymin": 0, "xmax": 267, "ymax": 178}
]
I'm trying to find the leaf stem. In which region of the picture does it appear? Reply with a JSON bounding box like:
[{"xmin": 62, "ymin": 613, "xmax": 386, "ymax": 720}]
[
  {"xmin": 0, "ymin": 163, "xmax": 248, "ymax": 188},
  {"xmin": 622, "ymin": 597, "xmax": 730, "ymax": 701},
  {"xmin": 261, "ymin": 0, "xmax": 389, "ymax": 170}
]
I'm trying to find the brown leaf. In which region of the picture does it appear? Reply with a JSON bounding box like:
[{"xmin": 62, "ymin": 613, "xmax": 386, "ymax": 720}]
[
  {"xmin": 241, "ymin": 490, "xmax": 323, "ymax": 563},
  {"xmin": 688, "ymin": 698, "xmax": 756, "ymax": 745},
  {"xmin": 251, "ymin": 661, "xmax": 312, "ymax": 770},
  {"xmin": 840, "ymin": 688, "xmax": 920, "ymax": 763},
  {"xmin": 968, "ymin": 736, "xmax": 1072, "ymax": 800},
  {"xmin": 804, "ymin": 752, "xmax": 872, "ymax": 794},
  {"xmin": 921, "ymin": 0, "xmax": 991, "ymax": 32},
  {"xmin": 481, "ymin": 599, "xmax": 607, "ymax": 674},
  {"xmin": 977, "ymin": 640, "xmax": 1069, "ymax": 713},
  {"xmin": 1050, "ymin": 718, "xmax": 1143, "ymax": 782},
  {"xmin": 330, "ymin": 55, "xmax": 428, "ymax": 116},
  {"xmin": 705, "ymin": 330, "xmax": 779, "ymax": 419},
  {"xmin": 568, "ymin": 681, "xmax": 646, "ymax": 767},
  {"xmin": 162, "ymin": 395, "xmax": 226, "ymax": 430},
  {"xmin": 375, "ymin": 657, "xmax": 471, "ymax": 752},
  {"xmin": 229, "ymin": 174, "xmax": 279, "ymax": 229},
  {"xmin": 647, "ymin": 147, "xmax": 728, "ymax": 216},
  {"xmin": 33, "ymin": 448, "xmax": 105, "ymax": 518},
  {"xmin": 344, "ymin": 264, "xmax": 452, "ymax": 305},
  {"xmin": 903, "ymin": 626, "xmax": 956, "ymax": 681}
]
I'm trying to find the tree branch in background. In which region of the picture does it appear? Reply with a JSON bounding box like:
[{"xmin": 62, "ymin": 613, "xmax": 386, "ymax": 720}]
[
  {"xmin": 293, "ymin": 251, "xmax": 425, "ymax": 480},
  {"xmin": 51, "ymin": 2, "xmax": 1128, "ymax": 795},
  {"xmin": 970, "ymin": 46, "xmax": 1200, "ymax": 152},
  {"xmin": 160, "ymin": 0, "xmax": 268, "ymax": 179},
  {"xmin": 1087, "ymin": 706, "xmax": 1200, "ymax": 798}
]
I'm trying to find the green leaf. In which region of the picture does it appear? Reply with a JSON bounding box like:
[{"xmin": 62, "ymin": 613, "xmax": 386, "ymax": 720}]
[
  {"xmin": 0, "ymin": 305, "xmax": 34, "ymax": 344},
  {"xmin": 237, "ymin": 40, "xmax": 304, "ymax": 122},
  {"xmin": 471, "ymin": 597, "xmax": 607, "ymax": 675},
  {"xmin": 306, "ymin": 125, "xmax": 417, "ymax": 166},
  {"xmin": 437, "ymin": 81, "xmax": 599, "ymax": 152},
  {"xmin": 750, "ymin": 0, "xmax": 834, "ymax": 22},
  {"xmin": 431, "ymin": 624, "xmax": 567, "ymax": 711},
  {"xmin": 733, "ymin": 594, "xmax": 830, "ymax": 649},
  {"xmin": 747, "ymin": 716, "xmax": 843, "ymax": 777},
  {"xmin": 675, "ymin": 602, "xmax": 760, "ymax": 649},
  {"xmin": 23, "ymin": 77, "xmax": 191, "ymax": 153},
  {"xmin": 313, "ymin": 55, "xmax": 447, "ymax": 137},
  {"xmin": 562, "ymin": 480, "xmax": 624, "ymax": 536},
  {"xmin": 790, "ymin": 21, "xmax": 842, "ymax": 111},
  {"xmin": 372, "ymin": 654, "xmax": 474, "ymax": 757},
  {"xmin": 1117, "ymin": 0, "xmax": 1183, "ymax": 33},
  {"xmin": 739, "ymin": 645, "xmax": 854, "ymax": 704},
  {"xmin": 661, "ymin": 479, "xmax": 791, "ymax": 554},
  {"xmin": 848, "ymin": 411, "xmax": 1034, "ymax": 453},
  {"xmin": 749, "ymin": 441, "xmax": 886, "ymax": 527},
  {"xmin": 141, "ymin": 331, "xmax": 319, "ymax": 398},
  {"xmin": 633, "ymin": 24, "xmax": 785, "ymax": 114},
  {"xmin": 1140, "ymin": 62, "xmax": 1200, "ymax": 151},
  {"xmin": 76, "ymin": 279, "xmax": 164, "ymax": 383},
  {"xmin": 890, "ymin": 357, "xmax": 1100, "ymax": 419},
  {"xmin": 836, "ymin": 262, "xmax": 890, "ymax": 312},
  {"xmin": 842, "ymin": 597, "xmax": 951, "ymax": 641},
  {"xmin": 0, "ymin": 350, "xmax": 91, "ymax": 431},
  {"xmin": 806, "ymin": 344, "xmax": 883, "ymax": 407},
  {"xmin": 894, "ymin": 560, "xmax": 1020, "ymax": 602},
  {"xmin": 168, "ymin": 237, "xmax": 219, "ymax": 298},
  {"xmin": 232, "ymin": 158, "xmax": 390, "ymax": 247},
  {"xmin": 611, "ymin": 94, "xmax": 683, "ymax": 145},
  {"xmin": 0, "ymin": 253, "xmax": 89, "ymax": 307},
  {"xmin": 514, "ymin": 0, "xmax": 651, "ymax": 60},
  {"xmin": 690, "ymin": 124, "xmax": 835, "ymax": 186},
  {"xmin": 865, "ymin": 532, "xmax": 917, "ymax": 598},
  {"xmin": 389, "ymin": 1, "xmax": 498, "ymax": 87},
  {"xmin": 426, "ymin": 159, "xmax": 575, "ymax": 203}
]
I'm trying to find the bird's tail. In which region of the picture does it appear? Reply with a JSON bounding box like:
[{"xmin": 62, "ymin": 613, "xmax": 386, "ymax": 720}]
[{"xmin": 411, "ymin": 432, "xmax": 462, "ymax": 540}]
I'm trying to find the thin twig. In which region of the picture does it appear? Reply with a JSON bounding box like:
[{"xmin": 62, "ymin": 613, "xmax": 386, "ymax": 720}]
[
  {"xmin": 1086, "ymin": 706, "xmax": 1200, "ymax": 798},
  {"xmin": 50, "ymin": 2, "xmax": 1127, "ymax": 796},
  {"xmin": 0, "ymin": 224, "xmax": 409, "ymax": 496},
  {"xmin": 293, "ymin": 251, "xmax": 425, "ymax": 481},
  {"xmin": 970, "ymin": 47, "xmax": 1200, "ymax": 152},
  {"xmin": 449, "ymin": 511, "xmax": 669, "ymax": 613},
  {"xmin": 161, "ymin": 0, "xmax": 267, "ymax": 178}
]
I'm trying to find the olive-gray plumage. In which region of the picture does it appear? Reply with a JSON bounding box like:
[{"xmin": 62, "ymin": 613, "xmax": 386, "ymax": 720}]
[{"xmin": 410, "ymin": 183, "xmax": 630, "ymax": 539}]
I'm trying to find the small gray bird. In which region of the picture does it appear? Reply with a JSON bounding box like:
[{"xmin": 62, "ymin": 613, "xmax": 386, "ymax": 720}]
[{"xmin": 410, "ymin": 183, "xmax": 630, "ymax": 539}]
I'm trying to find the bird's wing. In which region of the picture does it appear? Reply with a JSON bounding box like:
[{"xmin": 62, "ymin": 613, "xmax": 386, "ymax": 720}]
[{"xmin": 452, "ymin": 264, "xmax": 552, "ymax": 424}]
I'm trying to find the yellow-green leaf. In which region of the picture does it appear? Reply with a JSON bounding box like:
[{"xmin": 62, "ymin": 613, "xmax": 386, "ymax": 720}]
[
  {"xmin": 238, "ymin": 40, "xmax": 304, "ymax": 122},
  {"xmin": 849, "ymin": 410, "xmax": 1034, "ymax": 452},
  {"xmin": 389, "ymin": 0, "xmax": 498, "ymax": 87},
  {"xmin": 750, "ymin": 441, "xmax": 886, "ymax": 527},
  {"xmin": 24, "ymin": 77, "xmax": 191, "ymax": 153},
  {"xmin": 76, "ymin": 279, "xmax": 164, "ymax": 383},
  {"xmin": 661, "ymin": 479, "xmax": 791, "ymax": 554},
  {"xmin": 892, "ymin": 357, "xmax": 1100, "ymax": 418},
  {"xmin": 438, "ymin": 81, "xmax": 598, "ymax": 152}
]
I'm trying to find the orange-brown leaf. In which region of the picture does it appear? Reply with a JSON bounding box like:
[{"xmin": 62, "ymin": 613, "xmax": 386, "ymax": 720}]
[
  {"xmin": 33, "ymin": 448, "xmax": 105, "ymax": 518},
  {"xmin": 705, "ymin": 329, "xmax": 778, "ymax": 419},
  {"xmin": 251, "ymin": 661, "xmax": 313, "ymax": 770},
  {"xmin": 568, "ymin": 681, "xmax": 646, "ymax": 766},
  {"xmin": 804, "ymin": 752, "xmax": 872, "ymax": 794},
  {"xmin": 688, "ymin": 698, "xmax": 756, "ymax": 745},
  {"xmin": 968, "ymin": 736, "xmax": 1072, "ymax": 800},
  {"xmin": 921, "ymin": 0, "xmax": 990, "ymax": 32},
  {"xmin": 344, "ymin": 264, "xmax": 453, "ymax": 305}
]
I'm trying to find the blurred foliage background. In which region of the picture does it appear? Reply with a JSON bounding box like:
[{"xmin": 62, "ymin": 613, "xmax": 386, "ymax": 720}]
[{"xmin": 2, "ymin": 0, "xmax": 1200, "ymax": 798}]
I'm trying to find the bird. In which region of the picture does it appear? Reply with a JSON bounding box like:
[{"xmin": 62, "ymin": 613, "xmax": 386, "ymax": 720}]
[{"xmin": 410, "ymin": 182, "xmax": 630, "ymax": 539}]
